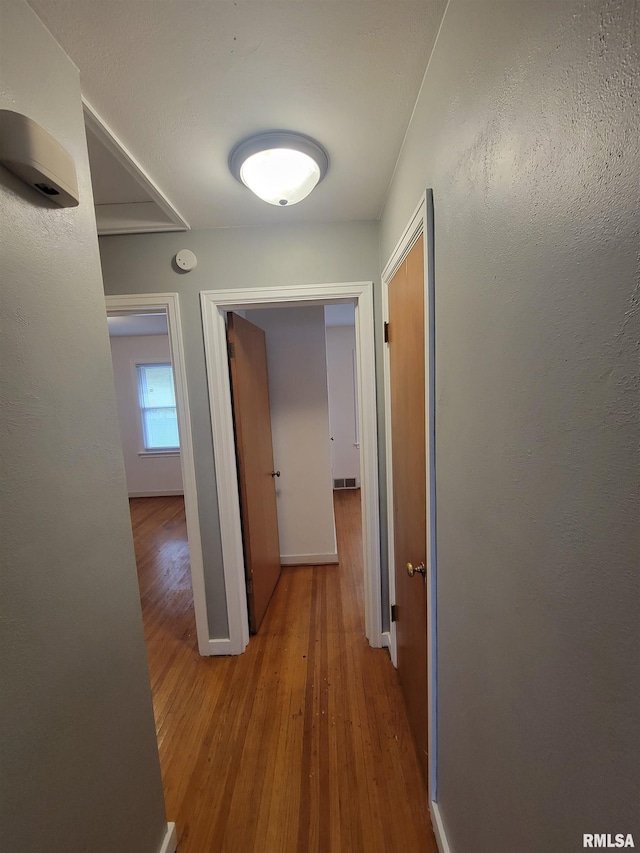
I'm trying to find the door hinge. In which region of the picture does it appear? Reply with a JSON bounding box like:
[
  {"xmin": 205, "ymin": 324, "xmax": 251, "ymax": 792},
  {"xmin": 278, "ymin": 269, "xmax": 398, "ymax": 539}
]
[
  {"xmin": 383, "ymin": 321, "xmax": 389, "ymax": 343},
  {"xmin": 391, "ymin": 603, "xmax": 398, "ymax": 622},
  {"xmin": 246, "ymin": 577, "xmax": 253, "ymax": 595},
  {"xmin": 228, "ymin": 341, "xmax": 236, "ymax": 359}
]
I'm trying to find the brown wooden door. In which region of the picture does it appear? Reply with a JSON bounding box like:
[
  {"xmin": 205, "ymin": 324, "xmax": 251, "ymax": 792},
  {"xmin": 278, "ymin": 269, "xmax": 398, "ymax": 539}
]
[
  {"xmin": 388, "ymin": 234, "xmax": 429, "ymax": 782},
  {"xmin": 227, "ymin": 312, "xmax": 281, "ymax": 633}
]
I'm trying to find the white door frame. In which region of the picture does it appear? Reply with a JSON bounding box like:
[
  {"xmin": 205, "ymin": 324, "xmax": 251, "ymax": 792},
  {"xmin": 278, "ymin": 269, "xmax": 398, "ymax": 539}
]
[
  {"xmin": 381, "ymin": 191, "xmax": 438, "ymax": 802},
  {"xmin": 105, "ymin": 293, "xmax": 210, "ymax": 656},
  {"xmin": 200, "ymin": 282, "xmax": 382, "ymax": 656}
]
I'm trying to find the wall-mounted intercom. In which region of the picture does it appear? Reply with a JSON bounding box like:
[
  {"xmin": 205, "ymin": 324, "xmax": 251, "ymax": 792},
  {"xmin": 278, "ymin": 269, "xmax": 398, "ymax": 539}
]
[{"xmin": 0, "ymin": 109, "xmax": 79, "ymax": 207}]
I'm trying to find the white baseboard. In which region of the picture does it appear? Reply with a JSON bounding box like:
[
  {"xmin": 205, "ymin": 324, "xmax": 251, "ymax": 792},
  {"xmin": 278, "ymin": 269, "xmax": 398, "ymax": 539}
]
[
  {"xmin": 430, "ymin": 802, "xmax": 452, "ymax": 853},
  {"xmin": 381, "ymin": 631, "xmax": 392, "ymax": 650},
  {"xmin": 206, "ymin": 637, "xmax": 236, "ymax": 656},
  {"xmin": 128, "ymin": 490, "xmax": 184, "ymax": 498},
  {"xmin": 157, "ymin": 822, "xmax": 177, "ymax": 853},
  {"xmin": 280, "ymin": 552, "xmax": 339, "ymax": 566}
]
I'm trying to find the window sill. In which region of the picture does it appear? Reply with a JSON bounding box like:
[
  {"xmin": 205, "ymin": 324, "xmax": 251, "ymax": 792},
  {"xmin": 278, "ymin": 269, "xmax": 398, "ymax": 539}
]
[{"xmin": 138, "ymin": 450, "xmax": 181, "ymax": 457}]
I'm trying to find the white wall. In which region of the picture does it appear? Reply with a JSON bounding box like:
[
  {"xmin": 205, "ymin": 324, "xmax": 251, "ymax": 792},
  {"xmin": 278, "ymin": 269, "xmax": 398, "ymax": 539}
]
[
  {"xmin": 325, "ymin": 323, "xmax": 360, "ymax": 484},
  {"xmin": 248, "ymin": 307, "xmax": 337, "ymax": 564},
  {"xmin": 109, "ymin": 335, "xmax": 183, "ymax": 496},
  {"xmin": 0, "ymin": 1, "xmax": 168, "ymax": 850},
  {"xmin": 380, "ymin": 1, "xmax": 640, "ymax": 851},
  {"xmin": 99, "ymin": 221, "xmax": 382, "ymax": 637}
]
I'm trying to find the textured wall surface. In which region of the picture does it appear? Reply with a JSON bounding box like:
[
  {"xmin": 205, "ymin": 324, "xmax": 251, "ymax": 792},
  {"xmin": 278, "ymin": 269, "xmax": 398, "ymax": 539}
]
[
  {"xmin": 99, "ymin": 221, "xmax": 384, "ymax": 637},
  {"xmin": 248, "ymin": 306, "xmax": 337, "ymax": 562},
  {"xmin": 381, "ymin": 1, "xmax": 639, "ymax": 851},
  {"xmin": 0, "ymin": 1, "xmax": 168, "ymax": 850}
]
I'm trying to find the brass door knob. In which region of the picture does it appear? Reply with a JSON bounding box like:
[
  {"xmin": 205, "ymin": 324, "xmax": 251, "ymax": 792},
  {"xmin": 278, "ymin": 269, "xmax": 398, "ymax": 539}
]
[{"xmin": 406, "ymin": 561, "xmax": 426, "ymax": 578}]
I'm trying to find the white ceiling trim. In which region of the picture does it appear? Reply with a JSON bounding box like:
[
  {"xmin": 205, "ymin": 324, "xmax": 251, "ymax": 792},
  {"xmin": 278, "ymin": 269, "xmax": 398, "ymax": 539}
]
[
  {"xmin": 83, "ymin": 97, "xmax": 190, "ymax": 233},
  {"xmin": 95, "ymin": 202, "xmax": 188, "ymax": 236}
]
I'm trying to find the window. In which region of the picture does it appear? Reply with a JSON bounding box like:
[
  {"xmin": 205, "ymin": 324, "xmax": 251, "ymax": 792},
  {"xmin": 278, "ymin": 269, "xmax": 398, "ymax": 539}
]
[{"xmin": 136, "ymin": 363, "xmax": 180, "ymax": 451}]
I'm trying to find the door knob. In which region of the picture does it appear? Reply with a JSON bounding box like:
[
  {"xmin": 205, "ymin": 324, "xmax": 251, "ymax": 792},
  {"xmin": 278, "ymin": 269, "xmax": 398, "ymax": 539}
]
[
  {"xmin": 406, "ymin": 561, "xmax": 426, "ymax": 578},
  {"xmin": 270, "ymin": 470, "xmax": 281, "ymax": 477}
]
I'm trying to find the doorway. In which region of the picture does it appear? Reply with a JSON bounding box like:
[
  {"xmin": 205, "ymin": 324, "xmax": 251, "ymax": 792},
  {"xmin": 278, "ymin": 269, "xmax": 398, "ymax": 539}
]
[
  {"xmin": 201, "ymin": 281, "xmax": 381, "ymax": 655},
  {"xmin": 228, "ymin": 303, "xmax": 363, "ymax": 634},
  {"xmin": 105, "ymin": 293, "xmax": 210, "ymax": 655}
]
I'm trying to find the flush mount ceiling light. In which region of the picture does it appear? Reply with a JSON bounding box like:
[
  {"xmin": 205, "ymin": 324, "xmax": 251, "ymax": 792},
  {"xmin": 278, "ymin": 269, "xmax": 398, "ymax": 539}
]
[{"xmin": 229, "ymin": 131, "xmax": 329, "ymax": 207}]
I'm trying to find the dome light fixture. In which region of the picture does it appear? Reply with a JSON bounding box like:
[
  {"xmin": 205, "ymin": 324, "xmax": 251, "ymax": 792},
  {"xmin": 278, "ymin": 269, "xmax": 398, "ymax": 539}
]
[{"xmin": 229, "ymin": 131, "xmax": 329, "ymax": 207}]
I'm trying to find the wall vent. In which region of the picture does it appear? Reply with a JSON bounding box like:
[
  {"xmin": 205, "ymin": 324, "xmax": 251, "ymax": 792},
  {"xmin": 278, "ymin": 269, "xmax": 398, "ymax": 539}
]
[{"xmin": 333, "ymin": 477, "xmax": 359, "ymax": 490}]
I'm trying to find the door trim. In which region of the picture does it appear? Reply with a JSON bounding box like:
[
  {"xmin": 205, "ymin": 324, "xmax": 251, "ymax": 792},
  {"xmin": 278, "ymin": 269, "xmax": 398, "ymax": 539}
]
[
  {"xmin": 105, "ymin": 293, "xmax": 210, "ymax": 656},
  {"xmin": 201, "ymin": 282, "xmax": 382, "ymax": 655},
  {"xmin": 381, "ymin": 191, "xmax": 438, "ymax": 799}
]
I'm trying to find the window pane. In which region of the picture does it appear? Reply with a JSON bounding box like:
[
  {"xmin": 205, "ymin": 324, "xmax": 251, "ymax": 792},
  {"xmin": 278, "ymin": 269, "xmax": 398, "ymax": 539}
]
[
  {"xmin": 137, "ymin": 364, "xmax": 180, "ymax": 450},
  {"xmin": 143, "ymin": 408, "xmax": 180, "ymax": 449},
  {"xmin": 139, "ymin": 365, "xmax": 175, "ymax": 408}
]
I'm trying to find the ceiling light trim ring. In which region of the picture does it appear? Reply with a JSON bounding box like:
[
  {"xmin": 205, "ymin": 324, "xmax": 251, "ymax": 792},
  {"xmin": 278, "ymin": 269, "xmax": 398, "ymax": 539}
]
[{"xmin": 229, "ymin": 131, "xmax": 329, "ymax": 186}]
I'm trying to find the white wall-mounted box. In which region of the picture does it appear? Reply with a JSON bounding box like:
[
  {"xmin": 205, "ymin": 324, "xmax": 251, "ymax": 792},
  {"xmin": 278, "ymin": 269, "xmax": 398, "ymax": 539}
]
[{"xmin": 0, "ymin": 109, "xmax": 79, "ymax": 207}]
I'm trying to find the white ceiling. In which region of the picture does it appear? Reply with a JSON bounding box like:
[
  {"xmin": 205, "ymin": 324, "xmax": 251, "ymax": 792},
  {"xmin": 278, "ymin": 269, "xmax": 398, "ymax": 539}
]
[{"xmin": 28, "ymin": 0, "xmax": 446, "ymax": 232}]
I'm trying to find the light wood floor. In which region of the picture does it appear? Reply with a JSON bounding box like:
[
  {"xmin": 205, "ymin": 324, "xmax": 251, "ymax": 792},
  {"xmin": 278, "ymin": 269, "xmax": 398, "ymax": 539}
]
[{"xmin": 130, "ymin": 491, "xmax": 437, "ymax": 853}]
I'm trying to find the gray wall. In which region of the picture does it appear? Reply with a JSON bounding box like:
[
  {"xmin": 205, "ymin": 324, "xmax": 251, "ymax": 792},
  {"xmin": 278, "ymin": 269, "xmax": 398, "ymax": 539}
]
[
  {"xmin": 99, "ymin": 221, "xmax": 384, "ymax": 636},
  {"xmin": 381, "ymin": 1, "xmax": 639, "ymax": 851},
  {"xmin": 0, "ymin": 1, "xmax": 168, "ymax": 850}
]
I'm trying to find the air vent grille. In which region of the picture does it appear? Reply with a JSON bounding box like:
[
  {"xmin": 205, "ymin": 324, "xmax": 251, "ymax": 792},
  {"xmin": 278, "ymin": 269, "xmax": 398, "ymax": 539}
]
[{"xmin": 333, "ymin": 477, "xmax": 359, "ymax": 490}]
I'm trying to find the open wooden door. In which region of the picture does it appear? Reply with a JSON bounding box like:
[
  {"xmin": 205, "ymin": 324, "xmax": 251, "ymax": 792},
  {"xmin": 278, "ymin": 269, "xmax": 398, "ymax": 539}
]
[
  {"xmin": 388, "ymin": 234, "xmax": 429, "ymax": 782},
  {"xmin": 227, "ymin": 313, "xmax": 281, "ymax": 633}
]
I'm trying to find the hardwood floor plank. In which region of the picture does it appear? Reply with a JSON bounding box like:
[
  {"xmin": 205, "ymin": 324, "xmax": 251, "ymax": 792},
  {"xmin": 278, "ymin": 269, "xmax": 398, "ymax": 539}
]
[{"xmin": 129, "ymin": 491, "xmax": 437, "ymax": 853}]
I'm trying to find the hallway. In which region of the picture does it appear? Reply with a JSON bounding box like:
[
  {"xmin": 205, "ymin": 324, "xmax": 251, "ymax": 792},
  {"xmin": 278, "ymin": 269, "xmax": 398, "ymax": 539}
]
[{"xmin": 131, "ymin": 490, "xmax": 437, "ymax": 853}]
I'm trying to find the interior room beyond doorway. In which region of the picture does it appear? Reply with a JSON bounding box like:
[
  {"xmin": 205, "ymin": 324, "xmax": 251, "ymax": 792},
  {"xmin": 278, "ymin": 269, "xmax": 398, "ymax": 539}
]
[
  {"xmin": 239, "ymin": 302, "xmax": 361, "ymax": 573},
  {"xmin": 106, "ymin": 311, "xmax": 197, "ymax": 654},
  {"xmin": 229, "ymin": 299, "xmax": 366, "ymax": 638}
]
